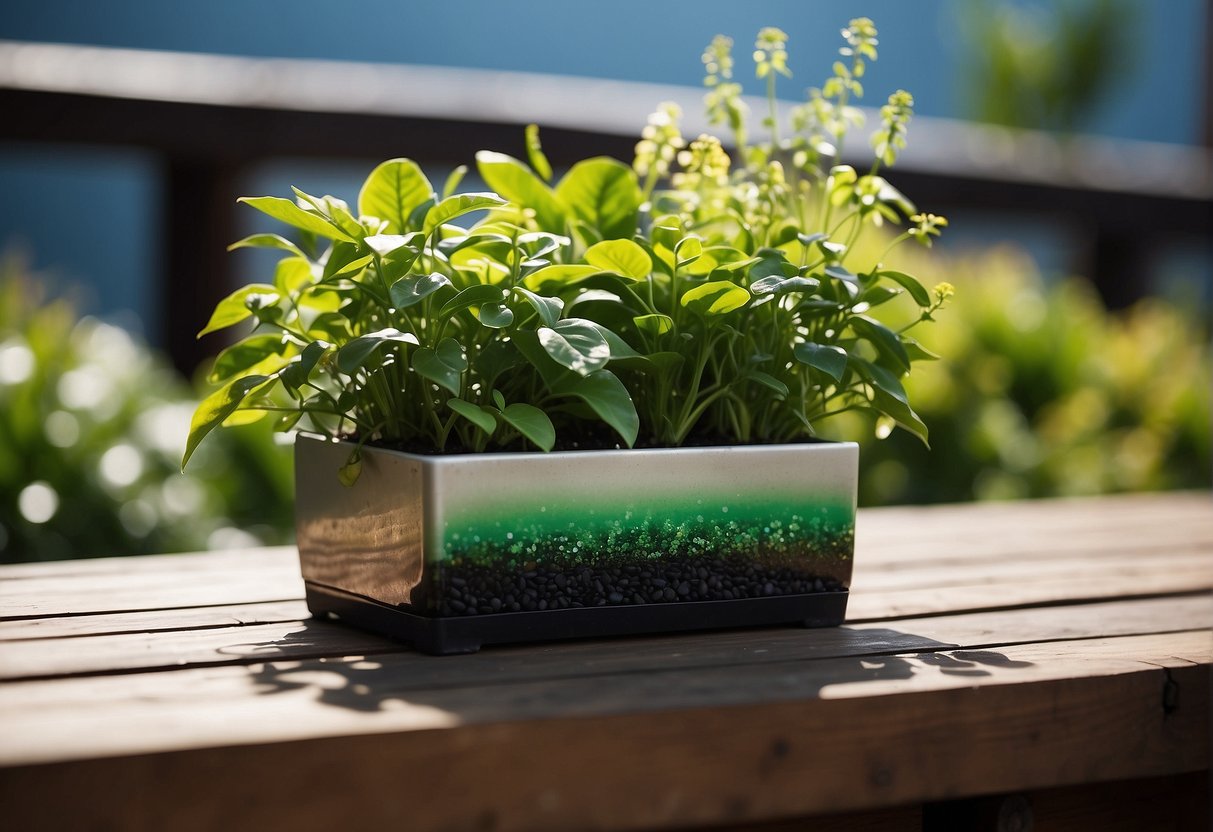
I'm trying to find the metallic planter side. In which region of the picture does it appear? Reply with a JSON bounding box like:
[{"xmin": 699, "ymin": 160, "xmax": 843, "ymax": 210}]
[{"xmin": 296, "ymin": 436, "xmax": 857, "ymax": 651}]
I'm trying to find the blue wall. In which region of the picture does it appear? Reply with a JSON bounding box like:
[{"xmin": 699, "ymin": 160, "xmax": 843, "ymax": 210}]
[{"xmin": 1, "ymin": 1, "xmax": 1207, "ymax": 332}]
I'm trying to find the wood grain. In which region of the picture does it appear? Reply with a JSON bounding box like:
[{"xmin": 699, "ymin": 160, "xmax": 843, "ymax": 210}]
[
  {"xmin": 0, "ymin": 492, "xmax": 1208, "ymax": 831},
  {"xmin": 0, "ymin": 634, "xmax": 1205, "ymax": 831}
]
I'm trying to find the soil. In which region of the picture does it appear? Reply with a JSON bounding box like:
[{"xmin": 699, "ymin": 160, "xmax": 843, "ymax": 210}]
[{"xmin": 424, "ymin": 556, "xmax": 846, "ymax": 617}]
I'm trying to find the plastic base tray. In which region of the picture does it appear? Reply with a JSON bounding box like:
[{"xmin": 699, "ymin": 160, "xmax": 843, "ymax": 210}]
[{"xmin": 306, "ymin": 581, "xmax": 850, "ymax": 655}]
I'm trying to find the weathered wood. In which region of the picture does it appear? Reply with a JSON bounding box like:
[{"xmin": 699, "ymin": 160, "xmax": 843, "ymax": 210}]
[
  {"xmin": 0, "ymin": 600, "xmax": 310, "ymax": 641},
  {"xmin": 0, "ymin": 594, "xmax": 1206, "ymax": 683},
  {"xmin": 0, "ymin": 493, "xmax": 1208, "ymax": 830},
  {"xmin": 0, "ymin": 633, "xmax": 1205, "ymax": 831}
]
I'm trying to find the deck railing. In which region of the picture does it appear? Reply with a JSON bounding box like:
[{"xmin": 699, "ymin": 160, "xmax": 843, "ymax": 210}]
[{"xmin": 2, "ymin": 40, "xmax": 1210, "ymax": 372}]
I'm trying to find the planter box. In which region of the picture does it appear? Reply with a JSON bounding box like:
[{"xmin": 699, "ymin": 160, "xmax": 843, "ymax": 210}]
[{"xmin": 296, "ymin": 435, "xmax": 857, "ymax": 654}]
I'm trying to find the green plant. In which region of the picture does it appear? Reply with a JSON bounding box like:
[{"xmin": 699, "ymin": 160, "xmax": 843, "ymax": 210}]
[
  {"xmin": 0, "ymin": 261, "xmax": 293, "ymax": 562},
  {"xmin": 838, "ymin": 245, "xmax": 1212, "ymax": 504},
  {"xmin": 185, "ymin": 18, "xmax": 948, "ymax": 471}
]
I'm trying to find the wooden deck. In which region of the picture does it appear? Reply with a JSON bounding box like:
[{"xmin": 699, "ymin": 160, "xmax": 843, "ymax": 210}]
[{"xmin": 1, "ymin": 492, "xmax": 1209, "ymax": 830}]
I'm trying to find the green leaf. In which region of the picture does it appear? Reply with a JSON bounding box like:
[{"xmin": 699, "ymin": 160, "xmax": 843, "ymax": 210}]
[
  {"xmin": 476, "ymin": 151, "xmax": 565, "ymax": 232},
  {"xmin": 857, "ymin": 360, "xmax": 928, "ymax": 445},
  {"xmin": 390, "ymin": 273, "xmax": 452, "ymax": 309},
  {"xmin": 237, "ymin": 196, "xmax": 356, "ymax": 242},
  {"xmin": 501, "ymin": 402, "xmax": 555, "ymax": 451},
  {"xmin": 522, "ymin": 264, "xmax": 599, "ymax": 291},
  {"xmin": 442, "ymin": 165, "xmax": 467, "ymax": 199},
  {"xmin": 513, "ymin": 287, "xmax": 564, "ymax": 327},
  {"xmin": 197, "ymin": 284, "xmax": 280, "ymax": 337},
  {"xmin": 279, "ymin": 340, "xmax": 330, "ymax": 389},
  {"xmin": 182, "ymin": 374, "xmax": 272, "ymax": 470},
  {"xmin": 413, "ymin": 338, "xmax": 467, "ymax": 395},
  {"xmin": 227, "ymin": 233, "xmax": 306, "ymax": 259},
  {"xmin": 538, "ymin": 318, "xmax": 611, "ymax": 376},
  {"xmin": 448, "ymin": 398, "xmax": 497, "ymax": 435},
  {"xmin": 552, "ymin": 370, "xmax": 638, "ymax": 447},
  {"xmin": 680, "ymin": 280, "xmax": 751, "ymax": 315},
  {"xmin": 748, "ymin": 370, "xmax": 789, "ymax": 398},
  {"xmin": 633, "ymin": 313, "xmax": 673, "ymax": 335},
  {"xmin": 338, "ymin": 450, "xmax": 362, "ymax": 487},
  {"xmin": 524, "ymin": 124, "xmax": 554, "ymax": 182},
  {"xmin": 878, "ymin": 269, "xmax": 932, "ymax": 307},
  {"xmin": 794, "ymin": 342, "xmax": 847, "ymax": 382},
  {"xmin": 477, "ymin": 302, "xmax": 514, "ymax": 328},
  {"xmin": 903, "ymin": 336, "xmax": 941, "ymax": 361},
  {"xmin": 208, "ymin": 334, "xmax": 289, "ymax": 384},
  {"xmin": 330, "ymin": 254, "xmax": 374, "ymax": 278},
  {"xmin": 584, "ymin": 239, "xmax": 652, "ymax": 280},
  {"xmin": 358, "ymin": 159, "xmax": 434, "ymax": 234},
  {"xmin": 337, "ymin": 328, "xmax": 419, "ymax": 374},
  {"xmin": 675, "ymin": 236, "xmax": 704, "ymax": 269},
  {"xmin": 423, "ymin": 192, "xmax": 508, "ymax": 234},
  {"xmin": 750, "ymin": 275, "xmax": 820, "ymax": 296},
  {"xmin": 364, "ymin": 233, "xmax": 422, "ymax": 257},
  {"xmin": 851, "ymin": 315, "xmax": 911, "ymax": 374},
  {"xmin": 554, "ymin": 157, "xmax": 641, "ymax": 240},
  {"xmin": 437, "ymin": 283, "xmax": 508, "ymax": 320}
]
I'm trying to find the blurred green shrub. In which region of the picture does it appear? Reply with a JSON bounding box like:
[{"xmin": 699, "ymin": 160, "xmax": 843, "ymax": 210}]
[
  {"xmin": 957, "ymin": 0, "xmax": 1134, "ymax": 133},
  {"xmin": 0, "ymin": 263, "xmax": 294, "ymax": 562},
  {"xmin": 834, "ymin": 246, "xmax": 1211, "ymax": 505}
]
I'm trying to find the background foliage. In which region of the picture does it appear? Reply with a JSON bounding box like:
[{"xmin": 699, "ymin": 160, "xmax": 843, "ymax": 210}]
[
  {"xmin": 831, "ymin": 246, "xmax": 1212, "ymax": 504},
  {"xmin": 0, "ymin": 261, "xmax": 293, "ymax": 562}
]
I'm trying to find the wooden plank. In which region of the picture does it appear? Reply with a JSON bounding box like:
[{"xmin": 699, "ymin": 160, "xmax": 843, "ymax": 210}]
[
  {"xmin": 0, "ymin": 553, "xmax": 302, "ymax": 618},
  {"xmin": 0, "ymin": 633, "xmax": 1205, "ymax": 831},
  {"xmin": 849, "ymin": 570, "xmax": 1213, "ymax": 620},
  {"xmin": 0, "ymin": 600, "xmax": 310, "ymax": 642},
  {"xmin": 0, "ymin": 594, "xmax": 1206, "ymax": 683},
  {"xmin": 0, "ymin": 630, "xmax": 1206, "ymax": 765}
]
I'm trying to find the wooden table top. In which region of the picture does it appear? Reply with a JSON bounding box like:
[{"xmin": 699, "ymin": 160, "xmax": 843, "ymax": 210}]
[{"xmin": 1, "ymin": 492, "xmax": 1209, "ymax": 831}]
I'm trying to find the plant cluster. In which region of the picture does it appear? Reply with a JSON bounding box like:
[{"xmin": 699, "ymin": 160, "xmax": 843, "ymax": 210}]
[{"xmin": 185, "ymin": 19, "xmax": 950, "ymax": 476}]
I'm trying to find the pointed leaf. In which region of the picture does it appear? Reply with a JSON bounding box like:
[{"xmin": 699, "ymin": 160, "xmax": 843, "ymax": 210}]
[
  {"xmin": 237, "ymin": 196, "xmax": 356, "ymax": 242},
  {"xmin": 182, "ymin": 375, "xmax": 272, "ymax": 470},
  {"xmin": 522, "ymin": 264, "xmax": 599, "ymax": 290},
  {"xmin": 227, "ymin": 233, "xmax": 306, "ymax": 258},
  {"xmin": 448, "ymin": 398, "xmax": 497, "ymax": 435},
  {"xmin": 501, "ymin": 403, "xmax": 555, "ymax": 451},
  {"xmin": 680, "ymin": 280, "xmax": 751, "ymax": 315},
  {"xmin": 337, "ymin": 328, "xmax": 419, "ymax": 374},
  {"xmin": 423, "ymin": 192, "xmax": 508, "ymax": 234},
  {"xmin": 437, "ymin": 283, "xmax": 508, "ymax": 319},
  {"xmin": 538, "ymin": 318, "xmax": 610, "ymax": 376},
  {"xmin": 513, "ymin": 287, "xmax": 564, "ymax": 327},
  {"xmin": 476, "ymin": 151, "xmax": 565, "ymax": 232},
  {"xmin": 584, "ymin": 239, "xmax": 652, "ymax": 280},
  {"xmin": 197, "ymin": 284, "xmax": 279, "ymax": 337},
  {"xmin": 524, "ymin": 123, "xmax": 554, "ymax": 182},
  {"xmin": 208, "ymin": 334, "xmax": 290, "ymax": 384},
  {"xmin": 879, "ymin": 269, "xmax": 932, "ymax": 307},
  {"xmin": 794, "ymin": 342, "xmax": 847, "ymax": 382},
  {"xmin": 390, "ymin": 272, "xmax": 452, "ymax": 309},
  {"xmin": 552, "ymin": 370, "xmax": 638, "ymax": 447},
  {"xmin": 358, "ymin": 159, "xmax": 434, "ymax": 234},
  {"xmin": 554, "ymin": 157, "xmax": 641, "ymax": 240},
  {"xmin": 851, "ymin": 315, "xmax": 911, "ymax": 373}
]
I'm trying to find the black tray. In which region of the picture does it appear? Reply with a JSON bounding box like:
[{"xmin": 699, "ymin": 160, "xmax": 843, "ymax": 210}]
[{"xmin": 306, "ymin": 581, "xmax": 849, "ymax": 655}]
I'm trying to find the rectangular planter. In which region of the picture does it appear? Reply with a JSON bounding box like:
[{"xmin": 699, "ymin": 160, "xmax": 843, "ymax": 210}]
[{"xmin": 295, "ymin": 435, "xmax": 857, "ymax": 654}]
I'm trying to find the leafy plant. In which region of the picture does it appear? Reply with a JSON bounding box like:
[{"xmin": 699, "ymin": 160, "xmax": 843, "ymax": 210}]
[{"xmin": 185, "ymin": 18, "xmax": 948, "ymax": 470}]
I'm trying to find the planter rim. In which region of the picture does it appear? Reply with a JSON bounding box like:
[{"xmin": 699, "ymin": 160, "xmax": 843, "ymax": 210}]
[{"xmin": 297, "ymin": 433, "xmax": 859, "ymax": 465}]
